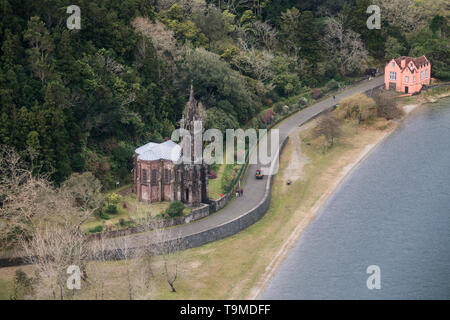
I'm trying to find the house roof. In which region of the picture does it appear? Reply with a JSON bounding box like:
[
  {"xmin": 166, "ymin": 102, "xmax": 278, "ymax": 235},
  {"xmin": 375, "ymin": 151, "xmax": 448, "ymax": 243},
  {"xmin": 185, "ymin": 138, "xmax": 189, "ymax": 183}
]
[
  {"xmin": 135, "ymin": 140, "xmax": 181, "ymax": 162},
  {"xmin": 393, "ymin": 56, "xmax": 430, "ymax": 70}
]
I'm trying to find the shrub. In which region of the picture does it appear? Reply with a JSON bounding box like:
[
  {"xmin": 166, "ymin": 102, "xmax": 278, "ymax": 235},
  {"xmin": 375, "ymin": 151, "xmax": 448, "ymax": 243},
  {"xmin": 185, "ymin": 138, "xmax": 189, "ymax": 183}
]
[
  {"xmin": 119, "ymin": 218, "xmax": 126, "ymax": 227},
  {"xmin": 89, "ymin": 225, "xmax": 103, "ymax": 233},
  {"xmin": 11, "ymin": 269, "xmax": 34, "ymax": 299},
  {"xmin": 164, "ymin": 201, "xmax": 185, "ymax": 218},
  {"xmin": 100, "ymin": 212, "xmax": 110, "ymax": 220},
  {"xmin": 208, "ymin": 170, "xmax": 217, "ymax": 179},
  {"xmin": 325, "ymin": 79, "xmax": 339, "ymax": 92},
  {"xmin": 273, "ymin": 103, "xmax": 283, "ymax": 114},
  {"xmin": 373, "ymin": 91, "xmax": 403, "ymax": 120},
  {"xmin": 106, "ymin": 192, "xmax": 122, "ymax": 205},
  {"xmin": 311, "ymin": 88, "xmax": 323, "ymax": 100},
  {"xmin": 336, "ymin": 93, "xmax": 376, "ymax": 123},
  {"xmin": 105, "ymin": 204, "xmax": 118, "ymax": 215},
  {"xmin": 263, "ymin": 109, "xmax": 274, "ymax": 124},
  {"xmin": 298, "ymin": 97, "xmax": 308, "ymax": 106}
]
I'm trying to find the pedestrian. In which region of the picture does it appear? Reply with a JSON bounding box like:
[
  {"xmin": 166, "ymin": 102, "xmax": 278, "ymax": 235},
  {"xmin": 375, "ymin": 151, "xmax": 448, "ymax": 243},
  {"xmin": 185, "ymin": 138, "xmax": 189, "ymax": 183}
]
[
  {"xmin": 333, "ymin": 95, "xmax": 336, "ymax": 101},
  {"xmin": 240, "ymin": 189, "xmax": 244, "ymax": 196}
]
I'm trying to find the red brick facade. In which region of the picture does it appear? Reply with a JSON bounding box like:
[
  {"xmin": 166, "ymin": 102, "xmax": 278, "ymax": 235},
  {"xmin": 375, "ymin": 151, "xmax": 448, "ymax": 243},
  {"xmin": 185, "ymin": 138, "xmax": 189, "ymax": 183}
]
[{"xmin": 132, "ymin": 85, "xmax": 209, "ymax": 206}]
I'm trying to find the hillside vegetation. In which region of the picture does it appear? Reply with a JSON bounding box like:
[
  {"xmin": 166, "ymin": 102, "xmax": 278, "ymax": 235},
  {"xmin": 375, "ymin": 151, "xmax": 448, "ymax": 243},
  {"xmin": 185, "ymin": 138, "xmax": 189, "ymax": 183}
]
[{"xmin": 0, "ymin": 0, "xmax": 448, "ymax": 188}]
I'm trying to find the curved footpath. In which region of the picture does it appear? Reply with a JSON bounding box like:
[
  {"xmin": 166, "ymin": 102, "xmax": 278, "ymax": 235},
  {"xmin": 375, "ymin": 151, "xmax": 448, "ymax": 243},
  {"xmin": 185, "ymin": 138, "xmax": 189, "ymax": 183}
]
[
  {"xmin": 0, "ymin": 76, "xmax": 385, "ymax": 266},
  {"xmin": 101, "ymin": 76, "xmax": 385, "ymax": 255}
]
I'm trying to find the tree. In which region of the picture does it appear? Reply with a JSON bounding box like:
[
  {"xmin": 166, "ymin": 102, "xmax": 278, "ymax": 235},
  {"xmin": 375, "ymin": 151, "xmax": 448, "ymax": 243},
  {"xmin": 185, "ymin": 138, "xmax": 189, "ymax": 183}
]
[
  {"xmin": 323, "ymin": 15, "xmax": 368, "ymax": 76},
  {"xmin": 231, "ymin": 41, "xmax": 274, "ymax": 82},
  {"xmin": 336, "ymin": 93, "xmax": 376, "ymax": 123},
  {"xmin": 181, "ymin": 47, "xmax": 258, "ymax": 123},
  {"xmin": 23, "ymin": 16, "xmax": 54, "ymax": 84},
  {"xmin": 385, "ymin": 36, "xmax": 406, "ymax": 60},
  {"xmin": 271, "ymin": 54, "xmax": 301, "ymax": 96},
  {"xmin": 0, "ymin": 146, "xmax": 103, "ymax": 298},
  {"xmin": 314, "ymin": 112, "xmax": 341, "ymax": 147},
  {"xmin": 206, "ymin": 107, "xmax": 239, "ymax": 133},
  {"xmin": 343, "ymin": 0, "xmax": 385, "ymax": 58},
  {"xmin": 373, "ymin": 91, "xmax": 404, "ymax": 120},
  {"xmin": 151, "ymin": 227, "xmax": 185, "ymax": 293},
  {"xmin": 375, "ymin": 0, "xmax": 448, "ymax": 33},
  {"xmin": 279, "ymin": 7, "xmax": 301, "ymax": 57}
]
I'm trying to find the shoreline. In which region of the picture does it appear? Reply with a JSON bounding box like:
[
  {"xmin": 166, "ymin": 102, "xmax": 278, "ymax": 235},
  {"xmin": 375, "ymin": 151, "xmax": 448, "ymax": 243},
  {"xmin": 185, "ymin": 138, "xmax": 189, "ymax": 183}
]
[{"xmin": 249, "ymin": 94, "xmax": 449, "ymax": 299}]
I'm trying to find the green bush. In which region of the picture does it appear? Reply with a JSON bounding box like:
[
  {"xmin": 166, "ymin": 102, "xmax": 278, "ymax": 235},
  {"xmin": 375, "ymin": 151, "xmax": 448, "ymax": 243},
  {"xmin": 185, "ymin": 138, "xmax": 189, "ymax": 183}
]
[
  {"xmin": 325, "ymin": 79, "xmax": 339, "ymax": 92},
  {"xmin": 88, "ymin": 225, "xmax": 103, "ymax": 233},
  {"xmin": 100, "ymin": 212, "xmax": 110, "ymax": 220},
  {"xmin": 105, "ymin": 204, "xmax": 118, "ymax": 215},
  {"xmin": 164, "ymin": 201, "xmax": 185, "ymax": 218}
]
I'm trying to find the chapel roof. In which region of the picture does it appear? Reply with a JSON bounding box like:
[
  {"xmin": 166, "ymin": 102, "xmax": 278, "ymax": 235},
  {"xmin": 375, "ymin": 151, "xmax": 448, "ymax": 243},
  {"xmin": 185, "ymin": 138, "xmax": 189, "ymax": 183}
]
[{"xmin": 135, "ymin": 140, "xmax": 181, "ymax": 162}]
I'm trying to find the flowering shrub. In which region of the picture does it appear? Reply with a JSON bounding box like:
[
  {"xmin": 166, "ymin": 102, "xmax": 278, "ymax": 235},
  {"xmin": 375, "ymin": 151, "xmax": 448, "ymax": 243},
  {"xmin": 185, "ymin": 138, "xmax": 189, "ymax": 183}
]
[
  {"xmin": 208, "ymin": 170, "xmax": 217, "ymax": 179},
  {"xmin": 311, "ymin": 88, "xmax": 323, "ymax": 100}
]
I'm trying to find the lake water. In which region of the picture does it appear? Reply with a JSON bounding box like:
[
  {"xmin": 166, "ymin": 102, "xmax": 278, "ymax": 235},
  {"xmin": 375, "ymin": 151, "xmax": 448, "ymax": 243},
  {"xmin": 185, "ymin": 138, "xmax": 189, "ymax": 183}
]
[{"xmin": 261, "ymin": 97, "xmax": 450, "ymax": 299}]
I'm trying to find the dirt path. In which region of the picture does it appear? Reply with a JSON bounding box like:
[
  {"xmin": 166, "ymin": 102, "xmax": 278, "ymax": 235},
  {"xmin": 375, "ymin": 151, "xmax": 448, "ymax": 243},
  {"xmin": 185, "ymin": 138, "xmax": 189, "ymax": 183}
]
[{"xmin": 281, "ymin": 123, "xmax": 314, "ymax": 192}]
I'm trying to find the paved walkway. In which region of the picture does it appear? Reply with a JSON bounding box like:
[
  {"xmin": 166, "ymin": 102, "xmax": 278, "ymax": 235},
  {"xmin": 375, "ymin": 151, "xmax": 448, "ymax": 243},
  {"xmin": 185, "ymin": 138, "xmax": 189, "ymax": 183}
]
[{"xmin": 103, "ymin": 76, "xmax": 385, "ymax": 251}]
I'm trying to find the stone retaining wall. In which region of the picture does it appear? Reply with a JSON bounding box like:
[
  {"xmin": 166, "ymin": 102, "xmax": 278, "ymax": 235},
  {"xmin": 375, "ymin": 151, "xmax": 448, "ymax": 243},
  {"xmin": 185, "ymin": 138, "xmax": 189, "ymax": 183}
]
[{"xmin": 86, "ymin": 203, "xmax": 210, "ymax": 241}]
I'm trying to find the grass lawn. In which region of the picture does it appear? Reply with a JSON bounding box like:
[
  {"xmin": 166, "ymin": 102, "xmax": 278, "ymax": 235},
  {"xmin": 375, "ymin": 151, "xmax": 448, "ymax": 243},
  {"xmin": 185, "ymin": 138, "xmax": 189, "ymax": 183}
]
[
  {"xmin": 81, "ymin": 196, "xmax": 171, "ymax": 233},
  {"xmin": 0, "ymin": 278, "xmax": 13, "ymax": 300},
  {"xmin": 208, "ymin": 163, "xmax": 226, "ymax": 200},
  {"xmin": 208, "ymin": 152, "xmax": 243, "ymax": 200}
]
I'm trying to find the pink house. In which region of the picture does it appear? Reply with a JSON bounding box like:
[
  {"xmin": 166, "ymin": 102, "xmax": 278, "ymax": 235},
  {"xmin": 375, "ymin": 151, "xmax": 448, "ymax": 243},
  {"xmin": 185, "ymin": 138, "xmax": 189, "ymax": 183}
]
[{"xmin": 384, "ymin": 56, "xmax": 431, "ymax": 94}]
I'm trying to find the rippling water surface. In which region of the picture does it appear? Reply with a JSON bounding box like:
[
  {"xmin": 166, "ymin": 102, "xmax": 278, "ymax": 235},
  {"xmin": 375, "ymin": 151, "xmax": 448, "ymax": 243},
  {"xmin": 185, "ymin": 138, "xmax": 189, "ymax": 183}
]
[{"xmin": 262, "ymin": 97, "xmax": 450, "ymax": 299}]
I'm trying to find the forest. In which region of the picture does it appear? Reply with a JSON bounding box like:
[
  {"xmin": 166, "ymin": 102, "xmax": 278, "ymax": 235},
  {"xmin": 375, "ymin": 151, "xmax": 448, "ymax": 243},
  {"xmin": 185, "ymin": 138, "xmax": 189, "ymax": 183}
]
[{"xmin": 0, "ymin": 0, "xmax": 448, "ymax": 188}]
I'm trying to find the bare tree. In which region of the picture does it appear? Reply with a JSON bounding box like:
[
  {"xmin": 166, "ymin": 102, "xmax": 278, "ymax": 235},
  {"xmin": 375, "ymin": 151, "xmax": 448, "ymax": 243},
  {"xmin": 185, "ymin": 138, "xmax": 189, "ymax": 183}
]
[
  {"xmin": 88, "ymin": 234, "xmax": 109, "ymax": 300},
  {"xmin": 0, "ymin": 146, "xmax": 103, "ymax": 299},
  {"xmin": 323, "ymin": 15, "xmax": 368, "ymax": 76},
  {"xmin": 314, "ymin": 112, "xmax": 341, "ymax": 148},
  {"xmin": 151, "ymin": 225, "xmax": 185, "ymax": 293},
  {"xmin": 373, "ymin": 91, "xmax": 404, "ymax": 120},
  {"xmin": 251, "ymin": 21, "xmax": 278, "ymax": 50},
  {"xmin": 21, "ymin": 221, "xmax": 89, "ymax": 299},
  {"xmin": 0, "ymin": 145, "xmax": 52, "ymax": 251},
  {"xmin": 131, "ymin": 17, "xmax": 179, "ymax": 69},
  {"xmin": 374, "ymin": 0, "xmax": 424, "ymax": 33},
  {"xmin": 112, "ymin": 235, "xmax": 136, "ymax": 300},
  {"xmin": 231, "ymin": 38, "xmax": 274, "ymax": 82}
]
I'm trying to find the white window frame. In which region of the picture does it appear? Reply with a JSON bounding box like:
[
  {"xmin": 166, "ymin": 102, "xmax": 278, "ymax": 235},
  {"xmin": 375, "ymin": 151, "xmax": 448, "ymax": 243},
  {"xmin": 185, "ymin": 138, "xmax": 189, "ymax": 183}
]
[
  {"xmin": 390, "ymin": 72, "xmax": 396, "ymax": 80},
  {"xmin": 420, "ymin": 71, "xmax": 424, "ymax": 80},
  {"xmin": 405, "ymin": 76, "xmax": 409, "ymax": 83},
  {"xmin": 392, "ymin": 62, "xmax": 395, "ymax": 68},
  {"xmin": 425, "ymin": 69, "xmax": 429, "ymax": 78},
  {"xmin": 413, "ymin": 76, "xmax": 416, "ymax": 82}
]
